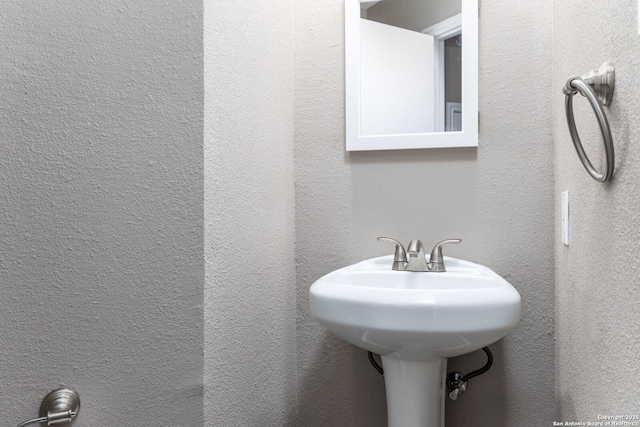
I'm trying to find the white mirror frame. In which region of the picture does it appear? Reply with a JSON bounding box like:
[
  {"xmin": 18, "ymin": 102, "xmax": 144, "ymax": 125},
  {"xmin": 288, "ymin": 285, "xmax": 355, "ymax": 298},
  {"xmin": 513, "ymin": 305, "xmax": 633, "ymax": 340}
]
[{"xmin": 345, "ymin": 0, "xmax": 478, "ymax": 151}]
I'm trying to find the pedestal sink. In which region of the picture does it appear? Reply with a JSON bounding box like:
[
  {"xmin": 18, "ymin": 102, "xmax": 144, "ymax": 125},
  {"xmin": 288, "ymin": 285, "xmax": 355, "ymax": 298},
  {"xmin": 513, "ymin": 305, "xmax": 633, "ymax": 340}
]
[{"xmin": 309, "ymin": 255, "xmax": 521, "ymax": 427}]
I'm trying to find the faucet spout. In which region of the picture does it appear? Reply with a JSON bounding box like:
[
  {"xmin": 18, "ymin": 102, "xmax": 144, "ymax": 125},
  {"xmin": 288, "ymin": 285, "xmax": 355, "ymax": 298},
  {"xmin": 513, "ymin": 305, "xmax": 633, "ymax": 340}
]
[{"xmin": 406, "ymin": 240, "xmax": 430, "ymax": 272}]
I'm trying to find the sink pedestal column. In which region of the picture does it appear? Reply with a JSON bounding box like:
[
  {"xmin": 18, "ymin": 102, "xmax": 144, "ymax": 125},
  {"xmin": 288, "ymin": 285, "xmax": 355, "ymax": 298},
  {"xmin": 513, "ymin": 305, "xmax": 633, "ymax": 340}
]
[{"xmin": 381, "ymin": 356, "xmax": 447, "ymax": 427}]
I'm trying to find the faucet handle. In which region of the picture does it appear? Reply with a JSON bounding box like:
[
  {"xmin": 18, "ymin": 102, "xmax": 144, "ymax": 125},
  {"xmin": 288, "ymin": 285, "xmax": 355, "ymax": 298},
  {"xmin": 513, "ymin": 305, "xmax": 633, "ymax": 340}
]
[
  {"xmin": 377, "ymin": 237, "xmax": 408, "ymax": 271},
  {"xmin": 428, "ymin": 239, "xmax": 461, "ymax": 272}
]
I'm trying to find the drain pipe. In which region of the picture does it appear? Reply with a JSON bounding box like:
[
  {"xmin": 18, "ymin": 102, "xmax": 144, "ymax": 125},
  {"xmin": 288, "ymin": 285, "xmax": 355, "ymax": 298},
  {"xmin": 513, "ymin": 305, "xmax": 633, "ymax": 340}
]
[{"xmin": 367, "ymin": 346, "xmax": 493, "ymax": 400}]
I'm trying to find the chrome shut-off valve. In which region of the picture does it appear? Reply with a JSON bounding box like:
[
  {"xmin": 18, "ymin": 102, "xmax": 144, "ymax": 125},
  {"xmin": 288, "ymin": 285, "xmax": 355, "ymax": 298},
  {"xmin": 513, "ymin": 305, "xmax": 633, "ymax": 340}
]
[{"xmin": 446, "ymin": 372, "xmax": 468, "ymax": 400}]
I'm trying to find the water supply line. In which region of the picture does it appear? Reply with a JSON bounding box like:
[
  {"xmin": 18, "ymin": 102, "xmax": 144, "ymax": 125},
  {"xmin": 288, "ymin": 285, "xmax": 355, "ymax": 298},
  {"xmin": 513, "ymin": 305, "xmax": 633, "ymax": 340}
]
[
  {"xmin": 368, "ymin": 351, "xmax": 384, "ymax": 375},
  {"xmin": 446, "ymin": 347, "xmax": 493, "ymax": 400},
  {"xmin": 367, "ymin": 346, "xmax": 493, "ymax": 400}
]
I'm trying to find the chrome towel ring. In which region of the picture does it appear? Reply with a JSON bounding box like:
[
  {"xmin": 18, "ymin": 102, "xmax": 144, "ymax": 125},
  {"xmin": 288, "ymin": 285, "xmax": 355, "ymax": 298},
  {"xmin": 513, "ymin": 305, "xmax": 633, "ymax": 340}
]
[{"xmin": 562, "ymin": 62, "xmax": 615, "ymax": 182}]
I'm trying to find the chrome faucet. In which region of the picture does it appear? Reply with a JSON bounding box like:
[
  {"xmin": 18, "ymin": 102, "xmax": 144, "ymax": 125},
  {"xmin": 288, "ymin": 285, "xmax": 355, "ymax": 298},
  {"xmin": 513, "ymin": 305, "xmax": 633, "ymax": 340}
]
[{"xmin": 377, "ymin": 237, "xmax": 461, "ymax": 272}]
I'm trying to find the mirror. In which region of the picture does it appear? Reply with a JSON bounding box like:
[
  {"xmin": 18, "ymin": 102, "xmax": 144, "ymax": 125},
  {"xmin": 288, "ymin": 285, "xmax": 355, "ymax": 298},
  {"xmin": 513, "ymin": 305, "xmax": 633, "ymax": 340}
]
[{"xmin": 346, "ymin": 0, "xmax": 478, "ymax": 151}]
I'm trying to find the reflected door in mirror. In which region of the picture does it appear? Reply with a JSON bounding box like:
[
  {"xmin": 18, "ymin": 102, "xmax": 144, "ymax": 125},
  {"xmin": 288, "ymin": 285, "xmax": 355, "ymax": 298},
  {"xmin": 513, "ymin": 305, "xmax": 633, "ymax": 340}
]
[{"xmin": 360, "ymin": 19, "xmax": 435, "ymax": 135}]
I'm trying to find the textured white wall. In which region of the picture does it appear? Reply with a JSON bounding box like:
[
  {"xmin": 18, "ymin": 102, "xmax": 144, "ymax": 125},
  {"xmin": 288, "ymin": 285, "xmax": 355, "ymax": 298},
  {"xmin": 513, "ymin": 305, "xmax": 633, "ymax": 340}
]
[
  {"xmin": 553, "ymin": 0, "xmax": 640, "ymax": 419},
  {"xmin": 204, "ymin": 0, "xmax": 297, "ymax": 425},
  {"xmin": 0, "ymin": 1, "xmax": 204, "ymax": 426},
  {"xmin": 12, "ymin": 1, "xmax": 636, "ymax": 423},
  {"xmin": 294, "ymin": 0, "xmax": 556, "ymax": 425}
]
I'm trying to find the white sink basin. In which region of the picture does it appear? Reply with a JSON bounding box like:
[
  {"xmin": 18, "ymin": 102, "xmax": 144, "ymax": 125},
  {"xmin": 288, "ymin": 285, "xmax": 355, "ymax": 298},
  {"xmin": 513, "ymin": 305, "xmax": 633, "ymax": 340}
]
[
  {"xmin": 309, "ymin": 255, "xmax": 521, "ymax": 427},
  {"xmin": 310, "ymin": 255, "xmax": 521, "ymax": 360}
]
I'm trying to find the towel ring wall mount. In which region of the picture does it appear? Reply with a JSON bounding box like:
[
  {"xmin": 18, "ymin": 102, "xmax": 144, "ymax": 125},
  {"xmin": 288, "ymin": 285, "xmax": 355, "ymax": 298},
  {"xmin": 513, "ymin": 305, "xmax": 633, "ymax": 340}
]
[
  {"xmin": 563, "ymin": 62, "xmax": 615, "ymax": 182},
  {"xmin": 16, "ymin": 388, "xmax": 80, "ymax": 427}
]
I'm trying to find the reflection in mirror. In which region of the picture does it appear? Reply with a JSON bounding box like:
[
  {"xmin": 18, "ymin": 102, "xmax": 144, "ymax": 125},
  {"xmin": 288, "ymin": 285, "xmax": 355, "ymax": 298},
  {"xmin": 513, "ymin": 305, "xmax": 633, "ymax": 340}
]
[
  {"xmin": 345, "ymin": 0, "xmax": 477, "ymax": 151},
  {"xmin": 361, "ymin": 0, "xmax": 462, "ymax": 135}
]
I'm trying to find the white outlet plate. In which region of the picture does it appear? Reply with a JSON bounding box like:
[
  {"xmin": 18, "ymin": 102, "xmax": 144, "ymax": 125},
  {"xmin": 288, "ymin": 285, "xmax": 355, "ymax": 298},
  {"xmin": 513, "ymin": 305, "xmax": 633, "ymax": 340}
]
[{"xmin": 562, "ymin": 191, "xmax": 569, "ymax": 246}]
